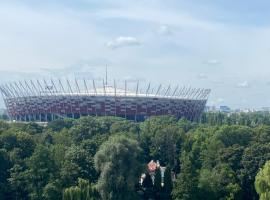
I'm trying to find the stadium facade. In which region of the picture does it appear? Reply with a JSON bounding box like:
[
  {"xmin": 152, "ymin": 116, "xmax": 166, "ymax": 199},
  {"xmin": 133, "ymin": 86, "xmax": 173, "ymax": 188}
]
[{"xmin": 0, "ymin": 79, "xmax": 210, "ymax": 122}]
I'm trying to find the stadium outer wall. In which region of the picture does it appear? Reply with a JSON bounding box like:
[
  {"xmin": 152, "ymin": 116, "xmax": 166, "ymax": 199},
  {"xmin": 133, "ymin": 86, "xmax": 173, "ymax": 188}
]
[
  {"xmin": 0, "ymin": 80, "xmax": 210, "ymax": 122},
  {"xmin": 3, "ymin": 95, "xmax": 207, "ymax": 122}
]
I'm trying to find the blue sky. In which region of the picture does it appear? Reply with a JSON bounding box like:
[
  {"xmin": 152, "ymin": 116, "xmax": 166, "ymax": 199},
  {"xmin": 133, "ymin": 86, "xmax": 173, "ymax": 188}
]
[{"xmin": 1, "ymin": 0, "xmax": 270, "ymax": 109}]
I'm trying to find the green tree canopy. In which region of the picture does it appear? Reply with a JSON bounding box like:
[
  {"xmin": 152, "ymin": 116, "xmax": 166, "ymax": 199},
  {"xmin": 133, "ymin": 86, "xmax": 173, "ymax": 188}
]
[
  {"xmin": 255, "ymin": 160, "xmax": 270, "ymax": 200},
  {"xmin": 94, "ymin": 135, "xmax": 142, "ymax": 200},
  {"xmin": 63, "ymin": 178, "xmax": 99, "ymax": 200}
]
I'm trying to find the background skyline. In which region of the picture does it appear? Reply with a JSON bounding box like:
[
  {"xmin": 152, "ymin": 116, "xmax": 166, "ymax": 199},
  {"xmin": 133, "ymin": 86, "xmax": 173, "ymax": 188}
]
[{"xmin": 1, "ymin": 0, "xmax": 270, "ymax": 109}]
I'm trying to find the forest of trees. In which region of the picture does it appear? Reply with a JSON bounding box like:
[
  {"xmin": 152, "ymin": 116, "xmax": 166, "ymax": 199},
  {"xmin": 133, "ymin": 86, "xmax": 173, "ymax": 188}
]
[{"xmin": 1, "ymin": 112, "xmax": 270, "ymax": 199}]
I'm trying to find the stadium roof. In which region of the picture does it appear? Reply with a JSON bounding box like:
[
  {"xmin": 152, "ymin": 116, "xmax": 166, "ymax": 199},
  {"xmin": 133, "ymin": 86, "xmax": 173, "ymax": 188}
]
[{"xmin": 0, "ymin": 79, "xmax": 211, "ymax": 101}]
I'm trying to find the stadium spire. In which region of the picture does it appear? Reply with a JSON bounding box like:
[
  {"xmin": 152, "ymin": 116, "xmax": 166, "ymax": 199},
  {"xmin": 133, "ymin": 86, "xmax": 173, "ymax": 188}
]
[{"xmin": 105, "ymin": 65, "xmax": 108, "ymax": 86}]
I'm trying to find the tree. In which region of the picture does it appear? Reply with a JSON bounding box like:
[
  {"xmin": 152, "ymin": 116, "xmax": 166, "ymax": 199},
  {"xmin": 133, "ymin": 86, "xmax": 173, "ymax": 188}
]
[
  {"xmin": 214, "ymin": 125, "xmax": 252, "ymax": 148},
  {"xmin": 172, "ymin": 151, "xmax": 198, "ymax": 200},
  {"xmin": 0, "ymin": 149, "xmax": 10, "ymax": 199},
  {"xmin": 47, "ymin": 118, "xmax": 74, "ymax": 132},
  {"xmin": 94, "ymin": 135, "xmax": 142, "ymax": 200},
  {"xmin": 0, "ymin": 131, "xmax": 35, "ymax": 160},
  {"xmin": 60, "ymin": 145, "xmax": 97, "ymax": 187},
  {"xmin": 154, "ymin": 169, "xmax": 162, "ymax": 191},
  {"xmin": 0, "ymin": 120, "xmax": 9, "ymax": 133},
  {"xmin": 255, "ymin": 160, "xmax": 270, "ymax": 200},
  {"xmin": 240, "ymin": 143, "xmax": 270, "ymax": 200},
  {"xmin": 21, "ymin": 122, "xmax": 43, "ymax": 135},
  {"xmin": 142, "ymin": 173, "xmax": 154, "ymax": 199},
  {"xmin": 198, "ymin": 164, "xmax": 241, "ymax": 200},
  {"xmin": 24, "ymin": 145, "xmax": 57, "ymax": 200},
  {"xmin": 8, "ymin": 164, "xmax": 29, "ymax": 200},
  {"xmin": 142, "ymin": 173, "xmax": 153, "ymax": 189},
  {"xmin": 164, "ymin": 166, "xmax": 173, "ymax": 196},
  {"xmin": 154, "ymin": 168, "xmax": 162, "ymax": 198},
  {"xmin": 110, "ymin": 120, "xmax": 139, "ymax": 135},
  {"xmin": 63, "ymin": 178, "xmax": 99, "ymax": 200},
  {"xmin": 151, "ymin": 126, "xmax": 183, "ymax": 168},
  {"xmin": 42, "ymin": 181, "xmax": 62, "ymax": 200}
]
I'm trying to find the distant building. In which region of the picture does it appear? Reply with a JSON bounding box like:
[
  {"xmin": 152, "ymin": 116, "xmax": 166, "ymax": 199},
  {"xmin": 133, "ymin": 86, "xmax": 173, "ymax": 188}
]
[
  {"xmin": 0, "ymin": 108, "xmax": 6, "ymax": 115},
  {"xmin": 205, "ymin": 105, "xmax": 217, "ymax": 112},
  {"xmin": 219, "ymin": 106, "xmax": 231, "ymax": 113},
  {"xmin": 261, "ymin": 107, "xmax": 270, "ymax": 112},
  {"xmin": 0, "ymin": 79, "xmax": 210, "ymax": 122}
]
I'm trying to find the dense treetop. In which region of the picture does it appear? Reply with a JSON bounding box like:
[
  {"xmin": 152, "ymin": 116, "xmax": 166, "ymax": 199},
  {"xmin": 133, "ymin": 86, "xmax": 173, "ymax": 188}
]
[{"xmin": 1, "ymin": 112, "xmax": 270, "ymax": 199}]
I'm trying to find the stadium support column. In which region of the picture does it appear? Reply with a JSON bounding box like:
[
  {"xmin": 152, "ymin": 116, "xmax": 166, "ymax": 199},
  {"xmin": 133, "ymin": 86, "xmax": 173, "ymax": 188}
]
[
  {"xmin": 92, "ymin": 80, "xmax": 98, "ymax": 117},
  {"xmin": 145, "ymin": 82, "xmax": 150, "ymax": 118},
  {"xmin": 84, "ymin": 79, "xmax": 90, "ymax": 116},
  {"xmin": 44, "ymin": 79, "xmax": 54, "ymax": 121},
  {"xmin": 1, "ymin": 86, "xmax": 12, "ymax": 121},
  {"xmin": 75, "ymin": 78, "xmax": 81, "ymax": 118},
  {"xmin": 135, "ymin": 81, "xmax": 139, "ymax": 122},
  {"xmin": 67, "ymin": 79, "xmax": 75, "ymax": 119},
  {"xmin": 103, "ymin": 79, "xmax": 106, "ymax": 117},
  {"xmin": 36, "ymin": 80, "xmax": 44, "ymax": 121},
  {"xmin": 114, "ymin": 80, "xmax": 117, "ymax": 117},
  {"xmin": 58, "ymin": 79, "xmax": 67, "ymax": 118},
  {"xmin": 155, "ymin": 84, "xmax": 162, "ymax": 116},
  {"xmin": 30, "ymin": 80, "xmax": 41, "ymax": 121},
  {"xmin": 124, "ymin": 80, "xmax": 127, "ymax": 119}
]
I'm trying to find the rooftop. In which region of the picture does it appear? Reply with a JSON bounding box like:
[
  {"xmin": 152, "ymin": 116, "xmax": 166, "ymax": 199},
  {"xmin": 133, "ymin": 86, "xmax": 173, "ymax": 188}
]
[{"xmin": 0, "ymin": 79, "xmax": 211, "ymax": 101}]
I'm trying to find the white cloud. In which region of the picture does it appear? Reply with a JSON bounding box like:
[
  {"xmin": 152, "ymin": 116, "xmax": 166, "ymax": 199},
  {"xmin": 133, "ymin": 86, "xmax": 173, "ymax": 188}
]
[
  {"xmin": 0, "ymin": 3, "xmax": 105, "ymax": 70},
  {"xmin": 204, "ymin": 59, "xmax": 221, "ymax": 65},
  {"xmin": 211, "ymin": 80, "xmax": 224, "ymax": 85},
  {"xmin": 197, "ymin": 73, "xmax": 207, "ymax": 79},
  {"xmin": 237, "ymin": 81, "xmax": 250, "ymax": 88},
  {"xmin": 209, "ymin": 98, "xmax": 225, "ymax": 106},
  {"xmin": 217, "ymin": 98, "xmax": 225, "ymax": 104},
  {"xmin": 96, "ymin": 6, "xmax": 219, "ymax": 31},
  {"xmin": 106, "ymin": 36, "xmax": 141, "ymax": 49},
  {"xmin": 156, "ymin": 25, "xmax": 173, "ymax": 36},
  {"xmin": 123, "ymin": 76, "xmax": 146, "ymax": 83},
  {"xmin": 1, "ymin": 1, "xmax": 270, "ymax": 109}
]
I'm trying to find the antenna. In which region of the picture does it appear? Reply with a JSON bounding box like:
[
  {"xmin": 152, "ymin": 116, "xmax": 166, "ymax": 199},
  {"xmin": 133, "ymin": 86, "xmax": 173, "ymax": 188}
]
[{"xmin": 105, "ymin": 65, "xmax": 108, "ymax": 86}]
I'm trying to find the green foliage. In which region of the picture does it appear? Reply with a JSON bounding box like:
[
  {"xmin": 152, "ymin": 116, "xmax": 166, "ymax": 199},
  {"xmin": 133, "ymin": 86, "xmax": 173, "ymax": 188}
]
[
  {"xmin": 172, "ymin": 151, "xmax": 198, "ymax": 200},
  {"xmin": 2, "ymin": 114, "xmax": 270, "ymax": 200},
  {"xmin": 142, "ymin": 173, "xmax": 153, "ymax": 189},
  {"xmin": 21, "ymin": 122, "xmax": 43, "ymax": 135},
  {"xmin": 255, "ymin": 160, "xmax": 270, "ymax": 200},
  {"xmin": 94, "ymin": 135, "xmax": 142, "ymax": 200},
  {"xmin": 198, "ymin": 111, "xmax": 270, "ymax": 126},
  {"xmin": 240, "ymin": 142, "xmax": 270, "ymax": 199},
  {"xmin": 0, "ymin": 131, "xmax": 35, "ymax": 163},
  {"xmin": 25, "ymin": 145, "xmax": 58, "ymax": 200},
  {"xmin": 47, "ymin": 118, "xmax": 74, "ymax": 132},
  {"xmin": 60, "ymin": 145, "xmax": 97, "ymax": 187},
  {"xmin": 198, "ymin": 164, "xmax": 241, "ymax": 200},
  {"xmin": 164, "ymin": 166, "xmax": 173, "ymax": 195},
  {"xmin": 142, "ymin": 173, "xmax": 154, "ymax": 199},
  {"xmin": 139, "ymin": 116, "xmax": 183, "ymax": 169},
  {"xmin": 8, "ymin": 164, "xmax": 29, "ymax": 200},
  {"xmin": 42, "ymin": 181, "xmax": 62, "ymax": 200},
  {"xmin": 63, "ymin": 178, "xmax": 99, "ymax": 200},
  {"xmin": 214, "ymin": 125, "xmax": 252, "ymax": 147},
  {"xmin": 154, "ymin": 169, "xmax": 162, "ymax": 192},
  {"xmin": 0, "ymin": 120, "xmax": 9, "ymax": 132},
  {"xmin": 67, "ymin": 116, "xmax": 126, "ymax": 144},
  {"xmin": 0, "ymin": 114, "xmax": 9, "ymax": 121},
  {"xmin": 0, "ymin": 149, "xmax": 10, "ymax": 198}
]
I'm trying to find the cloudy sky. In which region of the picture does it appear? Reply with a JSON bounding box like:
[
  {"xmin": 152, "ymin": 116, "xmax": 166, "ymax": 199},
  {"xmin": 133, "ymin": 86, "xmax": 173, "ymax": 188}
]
[{"xmin": 1, "ymin": 0, "xmax": 270, "ymax": 109}]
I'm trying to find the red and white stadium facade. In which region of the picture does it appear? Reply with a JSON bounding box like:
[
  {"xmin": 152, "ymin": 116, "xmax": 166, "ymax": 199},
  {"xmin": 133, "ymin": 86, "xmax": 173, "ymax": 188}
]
[{"xmin": 0, "ymin": 79, "xmax": 210, "ymax": 122}]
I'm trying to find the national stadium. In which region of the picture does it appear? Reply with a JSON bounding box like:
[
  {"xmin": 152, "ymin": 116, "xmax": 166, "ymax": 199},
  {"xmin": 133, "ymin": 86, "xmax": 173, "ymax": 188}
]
[{"xmin": 0, "ymin": 78, "xmax": 210, "ymax": 122}]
